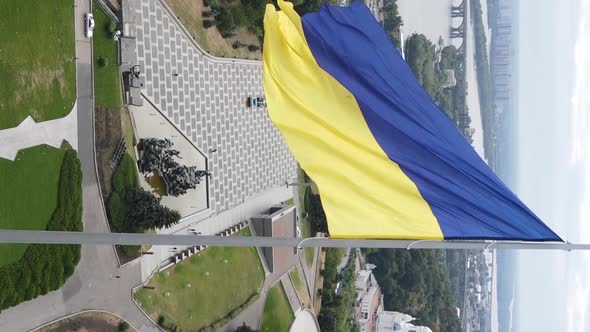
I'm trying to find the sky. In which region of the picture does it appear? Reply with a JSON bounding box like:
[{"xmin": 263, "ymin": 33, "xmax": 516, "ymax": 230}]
[{"xmin": 512, "ymin": 0, "xmax": 590, "ymax": 330}]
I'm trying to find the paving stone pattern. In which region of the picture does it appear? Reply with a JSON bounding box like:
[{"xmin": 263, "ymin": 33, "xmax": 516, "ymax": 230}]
[{"xmin": 134, "ymin": 0, "xmax": 296, "ymax": 212}]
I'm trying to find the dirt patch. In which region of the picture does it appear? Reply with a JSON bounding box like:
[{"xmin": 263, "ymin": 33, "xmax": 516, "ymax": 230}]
[
  {"xmin": 35, "ymin": 311, "xmax": 133, "ymax": 332},
  {"xmin": 95, "ymin": 106, "xmax": 124, "ymax": 196},
  {"xmin": 166, "ymin": 0, "xmax": 262, "ymax": 60},
  {"xmin": 16, "ymin": 67, "xmax": 67, "ymax": 105}
]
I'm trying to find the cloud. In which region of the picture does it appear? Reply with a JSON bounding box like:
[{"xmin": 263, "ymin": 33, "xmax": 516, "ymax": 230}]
[{"xmin": 565, "ymin": 1, "xmax": 590, "ymax": 331}]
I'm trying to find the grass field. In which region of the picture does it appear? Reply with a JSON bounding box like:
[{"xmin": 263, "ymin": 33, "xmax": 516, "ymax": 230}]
[
  {"xmin": 260, "ymin": 283, "xmax": 294, "ymax": 332},
  {"xmin": 290, "ymin": 268, "xmax": 311, "ymax": 309},
  {"xmin": 0, "ymin": 0, "xmax": 76, "ymax": 129},
  {"xmin": 297, "ymin": 168, "xmax": 315, "ymax": 268},
  {"xmin": 0, "ymin": 144, "xmax": 68, "ymax": 267},
  {"xmin": 93, "ymin": 1, "xmax": 123, "ymax": 108},
  {"xmin": 133, "ymin": 228, "xmax": 265, "ymax": 331}
]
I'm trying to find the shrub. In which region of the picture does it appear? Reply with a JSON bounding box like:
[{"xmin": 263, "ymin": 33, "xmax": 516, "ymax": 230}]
[
  {"xmin": 98, "ymin": 56, "xmax": 109, "ymax": 67},
  {"xmin": 112, "ymin": 154, "xmax": 138, "ymax": 194},
  {"xmin": 202, "ymin": 10, "xmax": 213, "ymax": 18},
  {"xmin": 109, "ymin": 21, "xmax": 117, "ymax": 33},
  {"xmin": 232, "ymin": 41, "xmax": 243, "ymax": 49},
  {"xmin": 107, "ymin": 191, "xmax": 126, "ymax": 232},
  {"xmin": 203, "ymin": 19, "xmax": 216, "ymax": 29},
  {"xmin": 0, "ymin": 148, "xmax": 82, "ymax": 311},
  {"xmin": 247, "ymin": 44, "xmax": 260, "ymax": 52},
  {"xmin": 118, "ymin": 321, "xmax": 130, "ymax": 331}
]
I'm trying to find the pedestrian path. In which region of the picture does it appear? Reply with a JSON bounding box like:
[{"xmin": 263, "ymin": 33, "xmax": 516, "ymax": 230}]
[
  {"xmin": 0, "ymin": 104, "xmax": 78, "ymax": 160},
  {"xmin": 282, "ymin": 273, "xmax": 302, "ymax": 314}
]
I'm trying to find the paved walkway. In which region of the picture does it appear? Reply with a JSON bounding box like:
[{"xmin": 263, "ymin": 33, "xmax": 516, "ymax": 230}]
[
  {"xmin": 282, "ymin": 273, "xmax": 302, "ymax": 314},
  {"xmin": 127, "ymin": 0, "xmax": 297, "ymax": 214},
  {"xmin": 140, "ymin": 185, "xmax": 293, "ymax": 280},
  {"xmin": 0, "ymin": 104, "xmax": 78, "ymax": 160},
  {"xmin": 220, "ymin": 268, "xmax": 288, "ymax": 332}
]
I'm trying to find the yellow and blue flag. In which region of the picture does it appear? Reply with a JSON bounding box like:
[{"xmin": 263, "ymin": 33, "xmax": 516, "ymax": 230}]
[{"xmin": 263, "ymin": 0, "xmax": 561, "ymax": 241}]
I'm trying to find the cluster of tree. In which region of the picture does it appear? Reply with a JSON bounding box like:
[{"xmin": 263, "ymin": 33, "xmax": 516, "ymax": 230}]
[
  {"xmin": 364, "ymin": 248, "xmax": 462, "ymax": 332},
  {"xmin": 445, "ymin": 250, "xmax": 468, "ymax": 309},
  {"xmin": 202, "ymin": 0, "xmax": 337, "ymax": 43},
  {"xmin": 0, "ymin": 149, "xmax": 82, "ymax": 311},
  {"xmin": 381, "ymin": 0, "xmax": 403, "ymax": 46},
  {"xmin": 303, "ymin": 185, "xmax": 328, "ymax": 235},
  {"xmin": 404, "ymin": 34, "xmax": 472, "ymax": 139},
  {"xmin": 107, "ymin": 154, "xmax": 181, "ymax": 255},
  {"xmin": 317, "ymin": 248, "xmax": 359, "ymax": 332},
  {"xmin": 470, "ymin": 0, "xmax": 494, "ymax": 158}
]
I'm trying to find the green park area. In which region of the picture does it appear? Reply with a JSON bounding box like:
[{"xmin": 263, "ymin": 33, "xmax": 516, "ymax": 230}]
[
  {"xmin": 0, "ymin": 0, "xmax": 75, "ymax": 129},
  {"xmin": 0, "ymin": 147, "xmax": 83, "ymax": 311},
  {"xmin": 0, "ymin": 144, "xmax": 68, "ymax": 267},
  {"xmin": 260, "ymin": 283, "xmax": 294, "ymax": 332},
  {"xmin": 93, "ymin": 0, "xmax": 123, "ymax": 109},
  {"xmin": 297, "ymin": 168, "xmax": 315, "ymax": 268},
  {"xmin": 289, "ymin": 268, "xmax": 311, "ymax": 309},
  {"xmin": 133, "ymin": 228, "xmax": 265, "ymax": 331}
]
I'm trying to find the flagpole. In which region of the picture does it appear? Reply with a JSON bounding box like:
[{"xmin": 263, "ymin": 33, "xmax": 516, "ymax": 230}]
[{"xmin": 0, "ymin": 229, "xmax": 588, "ymax": 251}]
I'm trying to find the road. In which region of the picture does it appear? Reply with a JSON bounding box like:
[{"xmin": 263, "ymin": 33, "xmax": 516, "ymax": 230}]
[{"xmin": 0, "ymin": 1, "xmax": 153, "ymax": 331}]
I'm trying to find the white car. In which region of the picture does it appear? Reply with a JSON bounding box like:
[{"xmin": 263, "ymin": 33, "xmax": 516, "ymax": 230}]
[{"xmin": 84, "ymin": 13, "xmax": 95, "ymax": 38}]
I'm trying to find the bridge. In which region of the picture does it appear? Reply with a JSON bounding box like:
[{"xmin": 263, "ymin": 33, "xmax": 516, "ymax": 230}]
[
  {"xmin": 450, "ymin": 0, "xmax": 466, "ymax": 54},
  {"xmin": 449, "ymin": 0, "xmax": 469, "ymax": 136}
]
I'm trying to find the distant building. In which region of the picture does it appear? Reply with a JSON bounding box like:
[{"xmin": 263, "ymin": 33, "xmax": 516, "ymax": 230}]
[
  {"xmin": 251, "ymin": 204, "xmax": 297, "ymax": 274},
  {"xmin": 442, "ymin": 69, "xmax": 457, "ymax": 88},
  {"xmin": 375, "ymin": 308, "xmax": 433, "ymax": 332},
  {"xmin": 357, "ymin": 286, "xmax": 382, "ymax": 332}
]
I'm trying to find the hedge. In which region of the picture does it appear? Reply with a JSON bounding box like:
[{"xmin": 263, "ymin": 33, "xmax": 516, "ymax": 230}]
[{"xmin": 0, "ymin": 149, "xmax": 82, "ymax": 311}]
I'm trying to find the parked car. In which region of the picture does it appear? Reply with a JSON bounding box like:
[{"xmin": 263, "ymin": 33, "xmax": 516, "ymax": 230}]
[
  {"xmin": 84, "ymin": 13, "xmax": 95, "ymax": 38},
  {"xmin": 247, "ymin": 96, "xmax": 266, "ymax": 108}
]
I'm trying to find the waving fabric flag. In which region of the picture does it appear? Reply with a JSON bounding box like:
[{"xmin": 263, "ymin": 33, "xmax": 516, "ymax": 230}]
[{"xmin": 262, "ymin": 0, "xmax": 561, "ymax": 241}]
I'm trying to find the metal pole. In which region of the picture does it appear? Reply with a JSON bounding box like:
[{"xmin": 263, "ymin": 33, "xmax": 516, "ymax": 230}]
[
  {"xmin": 0, "ymin": 229, "xmax": 587, "ymax": 251},
  {"xmin": 285, "ymin": 181, "xmax": 313, "ymax": 188}
]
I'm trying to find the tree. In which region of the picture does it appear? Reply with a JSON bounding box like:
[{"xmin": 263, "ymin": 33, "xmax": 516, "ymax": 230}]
[
  {"xmin": 317, "ymin": 311, "xmax": 336, "ymax": 332},
  {"xmin": 125, "ymin": 187, "xmax": 181, "ymax": 230},
  {"xmin": 118, "ymin": 321, "xmax": 130, "ymax": 331},
  {"xmin": 235, "ymin": 323, "xmax": 258, "ymax": 332}
]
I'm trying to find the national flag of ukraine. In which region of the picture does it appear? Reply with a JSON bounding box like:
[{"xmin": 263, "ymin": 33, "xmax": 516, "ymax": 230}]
[{"xmin": 262, "ymin": 0, "xmax": 561, "ymax": 241}]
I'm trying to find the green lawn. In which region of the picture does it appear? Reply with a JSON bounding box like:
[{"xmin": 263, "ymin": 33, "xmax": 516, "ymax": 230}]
[
  {"xmin": 290, "ymin": 268, "xmax": 311, "ymax": 308},
  {"xmin": 260, "ymin": 283, "xmax": 294, "ymax": 332},
  {"xmin": 297, "ymin": 168, "xmax": 315, "ymax": 268},
  {"xmin": 93, "ymin": 0, "xmax": 122, "ymax": 108},
  {"xmin": 133, "ymin": 228, "xmax": 265, "ymax": 331},
  {"xmin": 0, "ymin": 144, "xmax": 68, "ymax": 267},
  {"xmin": 0, "ymin": 0, "xmax": 76, "ymax": 129}
]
